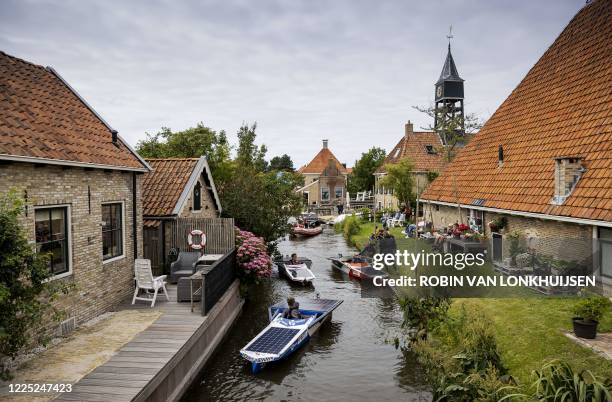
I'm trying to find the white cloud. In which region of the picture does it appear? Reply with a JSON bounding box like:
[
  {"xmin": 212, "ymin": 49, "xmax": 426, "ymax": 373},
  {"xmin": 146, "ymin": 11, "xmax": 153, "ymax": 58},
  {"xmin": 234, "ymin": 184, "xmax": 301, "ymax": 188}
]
[{"xmin": 0, "ymin": 0, "xmax": 582, "ymax": 167}]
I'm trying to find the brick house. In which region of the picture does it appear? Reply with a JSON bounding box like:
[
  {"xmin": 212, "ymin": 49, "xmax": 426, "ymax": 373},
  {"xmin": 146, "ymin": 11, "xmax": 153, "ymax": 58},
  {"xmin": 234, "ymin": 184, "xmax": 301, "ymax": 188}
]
[
  {"xmin": 420, "ymin": 0, "xmax": 611, "ymax": 290},
  {"xmin": 0, "ymin": 51, "xmax": 151, "ymax": 328},
  {"xmin": 374, "ymin": 121, "xmax": 445, "ymax": 211},
  {"xmin": 141, "ymin": 157, "xmax": 222, "ymax": 272},
  {"xmin": 297, "ymin": 139, "xmax": 348, "ymax": 209}
]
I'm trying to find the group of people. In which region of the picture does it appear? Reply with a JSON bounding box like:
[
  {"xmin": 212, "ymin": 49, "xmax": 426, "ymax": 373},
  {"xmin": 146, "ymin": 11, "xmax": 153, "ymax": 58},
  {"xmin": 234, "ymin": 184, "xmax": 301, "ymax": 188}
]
[{"xmin": 369, "ymin": 226, "xmax": 395, "ymax": 241}]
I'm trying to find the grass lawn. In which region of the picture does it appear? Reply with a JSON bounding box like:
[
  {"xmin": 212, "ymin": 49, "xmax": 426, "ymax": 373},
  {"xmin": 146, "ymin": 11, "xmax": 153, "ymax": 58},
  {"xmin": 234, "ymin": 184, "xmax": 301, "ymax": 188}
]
[
  {"xmin": 349, "ymin": 221, "xmax": 404, "ymax": 249},
  {"xmin": 456, "ymin": 298, "xmax": 612, "ymax": 386},
  {"xmin": 342, "ymin": 222, "xmax": 612, "ymax": 385}
]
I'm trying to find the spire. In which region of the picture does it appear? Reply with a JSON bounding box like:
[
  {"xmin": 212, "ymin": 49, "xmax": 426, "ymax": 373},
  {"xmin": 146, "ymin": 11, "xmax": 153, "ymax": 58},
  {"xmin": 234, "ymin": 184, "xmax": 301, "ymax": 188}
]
[{"xmin": 437, "ymin": 27, "xmax": 463, "ymax": 84}]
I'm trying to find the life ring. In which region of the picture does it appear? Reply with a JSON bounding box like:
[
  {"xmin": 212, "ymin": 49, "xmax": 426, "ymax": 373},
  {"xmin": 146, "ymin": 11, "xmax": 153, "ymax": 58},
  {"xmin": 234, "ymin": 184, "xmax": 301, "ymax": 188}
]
[{"xmin": 188, "ymin": 229, "xmax": 206, "ymax": 250}]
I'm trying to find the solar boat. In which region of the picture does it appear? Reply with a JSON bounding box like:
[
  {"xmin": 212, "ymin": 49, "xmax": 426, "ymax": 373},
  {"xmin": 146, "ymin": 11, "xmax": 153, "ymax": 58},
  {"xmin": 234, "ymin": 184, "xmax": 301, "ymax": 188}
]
[{"xmin": 239, "ymin": 298, "xmax": 343, "ymax": 373}]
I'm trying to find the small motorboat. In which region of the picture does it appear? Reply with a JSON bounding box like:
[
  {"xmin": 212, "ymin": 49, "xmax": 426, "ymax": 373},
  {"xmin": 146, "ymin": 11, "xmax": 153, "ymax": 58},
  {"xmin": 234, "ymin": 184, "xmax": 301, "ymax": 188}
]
[
  {"xmin": 330, "ymin": 255, "xmax": 388, "ymax": 281},
  {"xmin": 292, "ymin": 224, "xmax": 323, "ymax": 237},
  {"xmin": 240, "ymin": 298, "xmax": 343, "ymax": 373},
  {"xmin": 275, "ymin": 258, "xmax": 315, "ymax": 285}
]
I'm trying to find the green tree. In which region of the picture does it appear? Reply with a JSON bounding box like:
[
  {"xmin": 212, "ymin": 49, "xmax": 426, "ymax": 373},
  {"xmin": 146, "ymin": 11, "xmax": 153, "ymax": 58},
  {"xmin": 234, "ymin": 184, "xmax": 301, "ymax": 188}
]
[
  {"xmin": 413, "ymin": 104, "xmax": 484, "ymax": 162},
  {"xmin": 0, "ymin": 191, "xmax": 70, "ymax": 378},
  {"xmin": 220, "ymin": 171, "xmax": 303, "ymax": 244},
  {"xmin": 135, "ymin": 122, "xmax": 232, "ymax": 179},
  {"xmin": 347, "ymin": 147, "xmax": 386, "ymax": 194},
  {"xmin": 268, "ymin": 154, "xmax": 294, "ymax": 172},
  {"xmin": 380, "ymin": 157, "xmax": 415, "ymax": 209},
  {"xmin": 236, "ymin": 123, "xmax": 267, "ymax": 172}
]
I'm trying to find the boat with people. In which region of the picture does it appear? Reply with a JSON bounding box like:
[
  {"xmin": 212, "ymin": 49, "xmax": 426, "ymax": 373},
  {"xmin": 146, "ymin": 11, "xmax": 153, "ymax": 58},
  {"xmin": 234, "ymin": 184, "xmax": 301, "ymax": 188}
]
[
  {"xmin": 329, "ymin": 254, "xmax": 388, "ymax": 281},
  {"xmin": 240, "ymin": 298, "xmax": 343, "ymax": 373},
  {"xmin": 292, "ymin": 224, "xmax": 323, "ymax": 237},
  {"xmin": 275, "ymin": 256, "xmax": 315, "ymax": 285}
]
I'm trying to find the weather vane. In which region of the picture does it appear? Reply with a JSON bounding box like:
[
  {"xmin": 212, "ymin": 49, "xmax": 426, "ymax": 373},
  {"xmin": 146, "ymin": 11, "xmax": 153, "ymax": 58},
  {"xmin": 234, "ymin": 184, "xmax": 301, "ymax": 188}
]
[{"xmin": 447, "ymin": 25, "xmax": 454, "ymax": 43}]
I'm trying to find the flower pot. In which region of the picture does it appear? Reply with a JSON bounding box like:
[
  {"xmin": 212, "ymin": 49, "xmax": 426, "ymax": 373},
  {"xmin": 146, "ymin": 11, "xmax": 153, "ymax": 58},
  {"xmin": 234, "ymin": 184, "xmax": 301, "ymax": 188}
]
[{"xmin": 572, "ymin": 317, "xmax": 598, "ymax": 339}]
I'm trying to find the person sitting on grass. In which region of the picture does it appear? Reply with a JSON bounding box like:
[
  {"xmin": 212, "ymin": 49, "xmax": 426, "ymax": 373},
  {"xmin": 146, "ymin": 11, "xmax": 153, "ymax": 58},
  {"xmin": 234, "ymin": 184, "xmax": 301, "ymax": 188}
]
[{"xmin": 283, "ymin": 297, "xmax": 301, "ymax": 319}]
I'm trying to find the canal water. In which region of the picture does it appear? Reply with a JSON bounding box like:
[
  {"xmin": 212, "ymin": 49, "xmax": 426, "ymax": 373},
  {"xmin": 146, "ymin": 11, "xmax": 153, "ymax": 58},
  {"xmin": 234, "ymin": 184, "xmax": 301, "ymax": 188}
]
[{"xmin": 182, "ymin": 228, "xmax": 430, "ymax": 402}]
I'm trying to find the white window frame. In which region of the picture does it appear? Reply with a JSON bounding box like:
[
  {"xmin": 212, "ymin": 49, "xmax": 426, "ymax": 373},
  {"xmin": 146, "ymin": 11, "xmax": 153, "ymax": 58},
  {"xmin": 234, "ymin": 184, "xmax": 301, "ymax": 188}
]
[
  {"xmin": 102, "ymin": 201, "xmax": 126, "ymax": 264},
  {"xmin": 34, "ymin": 204, "xmax": 73, "ymax": 280}
]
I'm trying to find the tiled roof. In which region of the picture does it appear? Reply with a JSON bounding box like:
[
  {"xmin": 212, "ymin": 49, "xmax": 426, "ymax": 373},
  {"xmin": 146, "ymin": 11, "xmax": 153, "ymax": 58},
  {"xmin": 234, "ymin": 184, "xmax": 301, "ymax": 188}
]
[
  {"xmin": 0, "ymin": 51, "xmax": 147, "ymax": 170},
  {"xmin": 142, "ymin": 158, "xmax": 199, "ymax": 216},
  {"xmin": 421, "ymin": 0, "xmax": 612, "ymax": 223},
  {"xmin": 298, "ymin": 147, "xmax": 347, "ymax": 174},
  {"xmin": 376, "ymin": 132, "xmax": 445, "ymax": 173}
]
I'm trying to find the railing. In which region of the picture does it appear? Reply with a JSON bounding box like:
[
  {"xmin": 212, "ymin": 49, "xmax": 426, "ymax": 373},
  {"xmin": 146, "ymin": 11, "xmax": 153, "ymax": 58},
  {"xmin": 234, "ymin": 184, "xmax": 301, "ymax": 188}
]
[
  {"xmin": 200, "ymin": 249, "xmax": 237, "ymax": 316},
  {"xmin": 170, "ymin": 217, "xmax": 235, "ymax": 254}
]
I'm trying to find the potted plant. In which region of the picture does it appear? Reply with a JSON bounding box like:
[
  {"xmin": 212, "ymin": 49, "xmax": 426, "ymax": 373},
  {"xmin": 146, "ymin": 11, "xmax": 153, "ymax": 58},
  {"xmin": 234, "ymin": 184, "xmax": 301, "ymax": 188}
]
[{"xmin": 572, "ymin": 297, "xmax": 612, "ymax": 339}]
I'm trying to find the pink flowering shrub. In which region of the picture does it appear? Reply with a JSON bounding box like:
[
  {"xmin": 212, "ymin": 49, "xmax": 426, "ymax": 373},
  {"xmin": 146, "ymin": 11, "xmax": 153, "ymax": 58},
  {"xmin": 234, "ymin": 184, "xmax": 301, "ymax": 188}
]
[{"xmin": 235, "ymin": 228, "xmax": 272, "ymax": 280}]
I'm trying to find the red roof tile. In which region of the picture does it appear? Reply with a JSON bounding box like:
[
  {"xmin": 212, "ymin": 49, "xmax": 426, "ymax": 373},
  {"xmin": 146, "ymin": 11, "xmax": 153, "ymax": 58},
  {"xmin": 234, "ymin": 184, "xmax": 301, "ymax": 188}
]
[
  {"xmin": 0, "ymin": 51, "xmax": 147, "ymax": 170},
  {"xmin": 298, "ymin": 146, "xmax": 347, "ymax": 174},
  {"xmin": 421, "ymin": 0, "xmax": 611, "ymax": 223},
  {"xmin": 377, "ymin": 131, "xmax": 445, "ymax": 173},
  {"xmin": 142, "ymin": 158, "xmax": 199, "ymax": 216}
]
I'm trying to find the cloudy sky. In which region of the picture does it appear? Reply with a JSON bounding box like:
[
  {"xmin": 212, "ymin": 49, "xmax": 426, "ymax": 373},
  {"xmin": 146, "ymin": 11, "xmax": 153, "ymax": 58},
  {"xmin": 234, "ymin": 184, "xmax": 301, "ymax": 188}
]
[{"xmin": 0, "ymin": 0, "xmax": 583, "ymax": 167}]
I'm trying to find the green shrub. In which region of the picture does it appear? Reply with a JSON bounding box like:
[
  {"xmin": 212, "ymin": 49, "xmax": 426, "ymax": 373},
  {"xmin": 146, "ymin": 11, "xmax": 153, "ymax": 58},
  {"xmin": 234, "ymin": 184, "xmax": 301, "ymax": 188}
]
[
  {"xmin": 358, "ymin": 207, "xmax": 371, "ymax": 222},
  {"xmin": 0, "ymin": 191, "xmax": 71, "ymax": 379},
  {"xmin": 342, "ymin": 214, "xmax": 361, "ymax": 239},
  {"xmin": 411, "ymin": 307, "xmax": 513, "ymax": 402},
  {"xmin": 525, "ymin": 360, "xmax": 610, "ymax": 401},
  {"xmin": 573, "ymin": 297, "xmax": 612, "ymax": 322}
]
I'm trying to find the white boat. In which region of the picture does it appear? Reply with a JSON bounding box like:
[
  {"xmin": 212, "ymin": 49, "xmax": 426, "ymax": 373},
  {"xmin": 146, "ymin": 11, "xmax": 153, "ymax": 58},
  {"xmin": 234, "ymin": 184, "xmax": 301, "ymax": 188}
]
[{"xmin": 277, "ymin": 262, "xmax": 316, "ymax": 285}]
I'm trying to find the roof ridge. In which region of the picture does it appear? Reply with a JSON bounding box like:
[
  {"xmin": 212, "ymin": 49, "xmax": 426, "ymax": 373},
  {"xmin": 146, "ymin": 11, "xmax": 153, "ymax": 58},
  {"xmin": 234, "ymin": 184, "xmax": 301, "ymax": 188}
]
[
  {"xmin": 146, "ymin": 157, "xmax": 200, "ymax": 161},
  {"xmin": 0, "ymin": 50, "xmax": 46, "ymax": 70}
]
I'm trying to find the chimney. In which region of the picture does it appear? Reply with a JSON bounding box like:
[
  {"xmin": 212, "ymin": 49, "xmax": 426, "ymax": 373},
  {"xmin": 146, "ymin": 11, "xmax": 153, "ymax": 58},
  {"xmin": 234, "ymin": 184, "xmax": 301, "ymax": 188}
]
[
  {"xmin": 111, "ymin": 130, "xmax": 118, "ymax": 146},
  {"xmin": 322, "ymin": 139, "xmax": 329, "ymax": 149},
  {"xmin": 404, "ymin": 121, "xmax": 414, "ymax": 138}
]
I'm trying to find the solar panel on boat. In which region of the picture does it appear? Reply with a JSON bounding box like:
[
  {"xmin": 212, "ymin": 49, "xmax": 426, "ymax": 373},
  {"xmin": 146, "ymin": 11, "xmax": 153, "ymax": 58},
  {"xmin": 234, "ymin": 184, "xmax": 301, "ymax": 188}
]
[{"xmin": 245, "ymin": 327, "xmax": 300, "ymax": 354}]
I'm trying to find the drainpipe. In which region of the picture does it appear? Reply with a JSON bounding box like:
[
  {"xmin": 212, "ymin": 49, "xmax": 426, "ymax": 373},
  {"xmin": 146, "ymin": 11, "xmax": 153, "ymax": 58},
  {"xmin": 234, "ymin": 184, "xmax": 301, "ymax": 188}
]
[{"xmin": 133, "ymin": 172, "xmax": 138, "ymax": 259}]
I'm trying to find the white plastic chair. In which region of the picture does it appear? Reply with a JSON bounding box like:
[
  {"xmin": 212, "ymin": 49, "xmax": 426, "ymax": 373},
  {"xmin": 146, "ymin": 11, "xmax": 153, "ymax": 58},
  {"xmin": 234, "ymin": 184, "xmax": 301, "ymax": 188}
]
[
  {"xmin": 132, "ymin": 259, "xmax": 170, "ymax": 307},
  {"xmin": 391, "ymin": 213, "xmax": 406, "ymax": 227}
]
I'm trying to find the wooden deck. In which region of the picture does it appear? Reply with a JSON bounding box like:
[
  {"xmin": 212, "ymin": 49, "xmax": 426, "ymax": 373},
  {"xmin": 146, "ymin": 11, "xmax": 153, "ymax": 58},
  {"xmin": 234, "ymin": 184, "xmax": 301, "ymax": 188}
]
[{"xmin": 54, "ymin": 281, "xmax": 242, "ymax": 402}]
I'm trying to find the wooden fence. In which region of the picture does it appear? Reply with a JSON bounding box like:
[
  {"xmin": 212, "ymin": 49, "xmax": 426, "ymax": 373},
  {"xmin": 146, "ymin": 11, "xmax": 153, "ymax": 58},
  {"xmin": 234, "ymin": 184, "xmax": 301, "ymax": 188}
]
[
  {"xmin": 168, "ymin": 217, "xmax": 235, "ymax": 255},
  {"xmin": 143, "ymin": 217, "xmax": 235, "ymax": 275}
]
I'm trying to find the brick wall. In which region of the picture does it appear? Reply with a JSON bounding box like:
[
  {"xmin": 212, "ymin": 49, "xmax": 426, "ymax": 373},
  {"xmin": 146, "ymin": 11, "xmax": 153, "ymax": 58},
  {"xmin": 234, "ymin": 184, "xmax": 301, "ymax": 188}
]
[
  {"xmin": 0, "ymin": 162, "xmax": 143, "ymax": 330},
  {"xmin": 422, "ymin": 203, "xmax": 594, "ymax": 265}
]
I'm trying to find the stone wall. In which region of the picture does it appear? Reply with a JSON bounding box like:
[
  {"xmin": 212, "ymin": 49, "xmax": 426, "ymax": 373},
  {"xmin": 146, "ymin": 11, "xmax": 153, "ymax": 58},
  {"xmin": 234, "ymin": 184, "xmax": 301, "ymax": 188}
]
[{"xmin": 0, "ymin": 161, "xmax": 143, "ymax": 331}]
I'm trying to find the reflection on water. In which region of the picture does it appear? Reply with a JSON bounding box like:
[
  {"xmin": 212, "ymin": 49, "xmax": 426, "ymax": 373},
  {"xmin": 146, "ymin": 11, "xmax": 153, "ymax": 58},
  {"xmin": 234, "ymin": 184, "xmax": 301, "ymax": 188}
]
[{"xmin": 182, "ymin": 228, "xmax": 430, "ymax": 402}]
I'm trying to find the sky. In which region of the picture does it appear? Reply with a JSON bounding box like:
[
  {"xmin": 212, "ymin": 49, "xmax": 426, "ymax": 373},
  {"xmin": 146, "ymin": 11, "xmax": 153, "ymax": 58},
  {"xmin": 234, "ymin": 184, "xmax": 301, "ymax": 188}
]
[{"xmin": 0, "ymin": 0, "xmax": 585, "ymax": 168}]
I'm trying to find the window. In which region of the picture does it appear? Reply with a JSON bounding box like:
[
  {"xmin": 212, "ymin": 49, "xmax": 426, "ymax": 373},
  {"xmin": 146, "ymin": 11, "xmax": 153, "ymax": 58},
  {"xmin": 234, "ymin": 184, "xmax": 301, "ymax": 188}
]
[
  {"xmin": 35, "ymin": 207, "xmax": 69, "ymax": 276},
  {"xmin": 193, "ymin": 182, "xmax": 202, "ymax": 211},
  {"xmin": 102, "ymin": 203, "xmax": 123, "ymax": 261},
  {"xmin": 425, "ymin": 145, "xmax": 436, "ymax": 154},
  {"xmin": 335, "ymin": 186, "xmax": 343, "ymax": 199},
  {"xmin": 321, "ymin": 187, "xmax": 330, "ymax": 201}
]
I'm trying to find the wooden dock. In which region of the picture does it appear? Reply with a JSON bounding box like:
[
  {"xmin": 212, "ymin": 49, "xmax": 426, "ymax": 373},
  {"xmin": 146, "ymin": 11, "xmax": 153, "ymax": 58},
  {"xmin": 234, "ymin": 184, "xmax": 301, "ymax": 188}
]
[{"xmin": 54, "ymin": 280, "xmax": 243, "ymax": 402}]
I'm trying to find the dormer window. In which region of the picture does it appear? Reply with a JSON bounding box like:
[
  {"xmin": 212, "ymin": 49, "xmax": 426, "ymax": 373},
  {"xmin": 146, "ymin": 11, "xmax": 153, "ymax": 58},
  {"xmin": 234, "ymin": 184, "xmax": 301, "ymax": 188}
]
[
  {"xmin": 193, "ymin": 182, "xmax": 202, "ymax": 211},
  {"xmin": 552, "ymin": 157, "xmax": 584, "ymax": 205}
]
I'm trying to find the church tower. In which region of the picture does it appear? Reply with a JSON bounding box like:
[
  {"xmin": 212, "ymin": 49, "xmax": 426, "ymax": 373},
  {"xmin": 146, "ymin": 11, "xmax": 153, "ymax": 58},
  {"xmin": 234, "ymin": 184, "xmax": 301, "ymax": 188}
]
[{"xmin": 434, "ymin": 34, "xmax": 465, "ymax": 145}]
